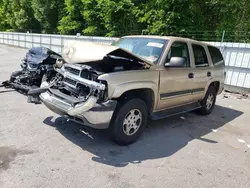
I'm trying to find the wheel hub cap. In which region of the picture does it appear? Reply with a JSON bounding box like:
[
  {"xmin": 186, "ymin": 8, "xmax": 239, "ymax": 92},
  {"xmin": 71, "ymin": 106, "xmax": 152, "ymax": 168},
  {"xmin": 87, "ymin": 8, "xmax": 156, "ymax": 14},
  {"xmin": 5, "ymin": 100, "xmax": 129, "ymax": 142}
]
[
  {"xmin": 206, "ymin": 94, "xmax": 214, "ymax": 110},
  {"xmin": 123, "ymin": 109, "xmax": 142, "ymax": 136}
]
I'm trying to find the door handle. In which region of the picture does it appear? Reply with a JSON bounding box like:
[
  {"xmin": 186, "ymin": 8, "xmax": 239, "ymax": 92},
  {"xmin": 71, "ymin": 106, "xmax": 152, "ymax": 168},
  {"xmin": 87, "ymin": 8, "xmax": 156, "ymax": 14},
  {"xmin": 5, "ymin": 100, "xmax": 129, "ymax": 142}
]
[
  {"xmin": 188, "ymin": 73, "xmax": 194, "ymax": 79},
  {"xmin": 207, "ymin": 72, "xmax": 211, "ymax": 77}
]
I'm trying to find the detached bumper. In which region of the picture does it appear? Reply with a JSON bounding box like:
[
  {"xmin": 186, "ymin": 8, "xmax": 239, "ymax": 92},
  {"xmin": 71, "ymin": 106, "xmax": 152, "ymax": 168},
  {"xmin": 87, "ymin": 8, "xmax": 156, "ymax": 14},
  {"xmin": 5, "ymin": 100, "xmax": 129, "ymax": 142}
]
[{"xmin": 40, "ymin": 91, "xmax": 117, "ymax": 129}]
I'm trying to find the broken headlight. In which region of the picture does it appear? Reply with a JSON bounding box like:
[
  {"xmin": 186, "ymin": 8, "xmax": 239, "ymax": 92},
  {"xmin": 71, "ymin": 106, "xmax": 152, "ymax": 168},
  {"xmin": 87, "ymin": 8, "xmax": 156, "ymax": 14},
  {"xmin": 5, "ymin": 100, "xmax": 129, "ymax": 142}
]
[{"xmin": 54, "ymin": 58, "xmax": 65, "ymax": 69}]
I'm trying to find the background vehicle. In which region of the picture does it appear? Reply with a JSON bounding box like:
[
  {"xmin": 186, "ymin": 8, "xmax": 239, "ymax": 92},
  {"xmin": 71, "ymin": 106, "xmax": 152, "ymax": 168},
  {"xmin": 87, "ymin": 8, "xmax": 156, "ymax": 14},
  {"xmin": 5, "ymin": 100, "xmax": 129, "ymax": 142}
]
[
  {"xmin": 2, "ymin": 47, "xmax": 61, "ymax": 102},
  {"xmin": 36, "ymin": 36, "xmax": 225, "ymax": 145}
]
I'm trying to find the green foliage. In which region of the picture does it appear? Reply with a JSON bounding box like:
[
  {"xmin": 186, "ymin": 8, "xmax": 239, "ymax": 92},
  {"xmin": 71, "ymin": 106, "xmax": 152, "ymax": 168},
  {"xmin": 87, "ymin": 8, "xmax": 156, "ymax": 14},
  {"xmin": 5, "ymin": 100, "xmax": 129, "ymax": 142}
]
[
  {"xmin": 58, "ymin": 0, "xmax": 84, "ymax": 34},
  {"xmin": 81, "ymin": 0, "xmax": 104, "ymax": 36},
  {"xmin": 0, "ymin": 0, "xmax": 39, "ymax": 31},
  {"xmin": 81, "ymin": 0, "xmax": 143, "ymax": 36},
  {"xmin": 0, "ymin": 0, "xmax": 249, "ymax": 41},
  {"xmin": 31, "ymin": 0, "xmax": 64, "ymax": 33},
  {"xmin": 137, "ymin": 0, "xmax": 193, "ymax": 35}
]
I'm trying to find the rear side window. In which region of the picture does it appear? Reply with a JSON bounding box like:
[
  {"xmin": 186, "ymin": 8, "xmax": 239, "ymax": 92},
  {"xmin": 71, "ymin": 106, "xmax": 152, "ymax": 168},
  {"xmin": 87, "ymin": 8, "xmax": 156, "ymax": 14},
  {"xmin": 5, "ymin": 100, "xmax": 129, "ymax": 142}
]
[
  {"xmin": 208, "ymin": 46, "xmax": 224, "ymax": 64},
  {"xmin": 192, "ymin": 44, "xmax": 209, "ymax": 67}
]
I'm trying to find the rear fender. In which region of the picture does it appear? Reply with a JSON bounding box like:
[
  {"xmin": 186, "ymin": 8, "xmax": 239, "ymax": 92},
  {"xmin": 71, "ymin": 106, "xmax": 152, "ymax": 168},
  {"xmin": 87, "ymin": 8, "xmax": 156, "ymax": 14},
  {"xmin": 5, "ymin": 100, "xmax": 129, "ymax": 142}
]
[{"xmin": 203, "ymin": 79, "xmax": 222, "ymax": 98}]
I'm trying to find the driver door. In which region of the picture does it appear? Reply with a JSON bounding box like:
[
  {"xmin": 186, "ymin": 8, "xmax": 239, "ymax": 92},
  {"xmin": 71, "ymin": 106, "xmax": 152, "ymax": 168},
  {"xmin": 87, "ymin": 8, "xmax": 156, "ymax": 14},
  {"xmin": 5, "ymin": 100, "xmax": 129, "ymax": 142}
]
[{"xmin": 157, "ymin": 41, "xmax": 195, "ymax": 111}]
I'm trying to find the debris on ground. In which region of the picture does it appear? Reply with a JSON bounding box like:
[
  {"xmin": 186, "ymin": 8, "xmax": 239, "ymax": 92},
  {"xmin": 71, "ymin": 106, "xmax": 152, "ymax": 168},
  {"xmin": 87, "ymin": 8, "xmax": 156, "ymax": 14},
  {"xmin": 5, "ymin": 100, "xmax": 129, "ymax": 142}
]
[{"xmin": 224, "ymin": 90, "xmax": 249, "ymax": 100}]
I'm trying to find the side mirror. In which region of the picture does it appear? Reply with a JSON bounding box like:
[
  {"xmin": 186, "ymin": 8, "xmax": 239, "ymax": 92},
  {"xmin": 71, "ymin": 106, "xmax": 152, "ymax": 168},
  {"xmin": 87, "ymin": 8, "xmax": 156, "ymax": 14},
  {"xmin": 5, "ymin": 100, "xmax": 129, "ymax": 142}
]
[{"xmin": 165, "ymin": 57, "xmax": 185, "ymax": 67}]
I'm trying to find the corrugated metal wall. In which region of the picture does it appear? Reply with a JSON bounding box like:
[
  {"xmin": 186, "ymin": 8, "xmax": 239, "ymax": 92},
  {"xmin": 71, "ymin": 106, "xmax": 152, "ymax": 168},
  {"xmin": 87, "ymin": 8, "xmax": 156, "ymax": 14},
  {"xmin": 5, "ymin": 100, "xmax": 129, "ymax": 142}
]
[
  {"xmin": 0, "ymin": 32, "xmax": 249, "ymax": 92},
  {"xmin": 207, "ymin": 42, "xmax": 250, "ymax": 91}
]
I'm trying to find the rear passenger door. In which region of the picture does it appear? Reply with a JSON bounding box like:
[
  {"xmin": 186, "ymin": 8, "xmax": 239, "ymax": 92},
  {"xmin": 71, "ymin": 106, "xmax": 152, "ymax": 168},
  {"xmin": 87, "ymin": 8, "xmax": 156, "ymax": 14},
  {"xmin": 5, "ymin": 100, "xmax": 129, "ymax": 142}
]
[{"xmin": 191, "ymin": 44, "xmax": 211, "ymax": 101}]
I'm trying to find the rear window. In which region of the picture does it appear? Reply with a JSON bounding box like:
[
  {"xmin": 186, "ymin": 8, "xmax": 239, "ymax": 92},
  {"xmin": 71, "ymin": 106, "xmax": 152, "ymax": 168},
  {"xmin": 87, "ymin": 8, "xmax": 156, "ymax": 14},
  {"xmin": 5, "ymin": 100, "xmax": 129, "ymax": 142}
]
[{"xmin": 208, "ymin": 46, "xmax": 224, "ymax": 64}]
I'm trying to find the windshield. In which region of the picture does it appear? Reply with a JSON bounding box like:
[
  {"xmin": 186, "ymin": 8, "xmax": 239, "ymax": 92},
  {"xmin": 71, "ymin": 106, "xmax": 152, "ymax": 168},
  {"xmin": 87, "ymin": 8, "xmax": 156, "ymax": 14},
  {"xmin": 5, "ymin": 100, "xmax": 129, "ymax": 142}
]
[{"xmin": 112, "ymin": 37, "xmax": 168, "ymax": 64}]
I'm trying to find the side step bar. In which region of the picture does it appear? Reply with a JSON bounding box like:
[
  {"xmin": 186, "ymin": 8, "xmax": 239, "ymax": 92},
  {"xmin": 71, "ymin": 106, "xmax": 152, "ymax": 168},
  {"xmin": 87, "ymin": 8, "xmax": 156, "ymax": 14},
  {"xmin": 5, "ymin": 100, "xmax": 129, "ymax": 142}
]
[{"xmin": 151, "ymin": 102, "xmax": 201, "ymax": 120}]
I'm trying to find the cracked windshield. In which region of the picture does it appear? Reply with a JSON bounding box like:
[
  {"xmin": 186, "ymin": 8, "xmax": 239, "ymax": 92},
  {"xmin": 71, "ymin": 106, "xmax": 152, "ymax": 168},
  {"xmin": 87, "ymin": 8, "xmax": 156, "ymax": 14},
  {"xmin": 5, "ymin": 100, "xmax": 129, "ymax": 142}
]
[{"xmin": 113, "ymin": 38, "xmax": 168, "ymax": 64}]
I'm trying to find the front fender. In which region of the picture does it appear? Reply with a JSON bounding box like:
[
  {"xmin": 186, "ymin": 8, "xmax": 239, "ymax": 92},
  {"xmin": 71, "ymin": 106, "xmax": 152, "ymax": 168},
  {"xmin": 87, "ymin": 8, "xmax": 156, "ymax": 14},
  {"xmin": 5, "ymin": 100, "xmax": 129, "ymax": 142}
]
[
  {"xmin": 98, "ymin": 69, "xmax": 160, "ymax": 108},
  {"xmin": 111, "ymin": 81, "xmax": 158, "ymax": 110}
]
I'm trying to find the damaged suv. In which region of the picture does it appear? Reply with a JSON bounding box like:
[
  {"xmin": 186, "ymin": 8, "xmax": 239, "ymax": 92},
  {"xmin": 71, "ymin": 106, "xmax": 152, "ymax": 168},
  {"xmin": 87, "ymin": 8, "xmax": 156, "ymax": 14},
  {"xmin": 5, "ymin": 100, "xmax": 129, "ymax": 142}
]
[{"xmin": 37, "ymin": 36, "xmax": 225, "ymax": 145}]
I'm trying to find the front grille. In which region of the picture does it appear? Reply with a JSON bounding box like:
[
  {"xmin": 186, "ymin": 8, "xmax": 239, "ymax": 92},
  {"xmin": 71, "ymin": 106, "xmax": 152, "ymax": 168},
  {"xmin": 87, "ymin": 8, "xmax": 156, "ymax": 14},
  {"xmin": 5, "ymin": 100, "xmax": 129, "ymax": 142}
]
[
  {"xmin": 64, "ymin": 77, "xmax": 77, "ymax": 86},
  {"xmin": 64, "ymin": 66, "xmax": 80, "ymax": 75},
  {"xmin": 80, "ymin": 70, "xmax": 91, "ymax": 79}
]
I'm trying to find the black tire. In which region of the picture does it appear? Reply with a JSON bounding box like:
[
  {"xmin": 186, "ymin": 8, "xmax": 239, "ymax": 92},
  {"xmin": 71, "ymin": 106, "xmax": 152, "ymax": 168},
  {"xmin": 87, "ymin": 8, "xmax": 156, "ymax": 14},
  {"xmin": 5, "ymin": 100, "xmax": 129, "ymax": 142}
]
[
  {"xmin": 109, "ymin": 98, "xmax": 148, "ymax": 145},
  {"xmin": 198, "ymin": 87, "xmax": 217, "ymax": 115}
]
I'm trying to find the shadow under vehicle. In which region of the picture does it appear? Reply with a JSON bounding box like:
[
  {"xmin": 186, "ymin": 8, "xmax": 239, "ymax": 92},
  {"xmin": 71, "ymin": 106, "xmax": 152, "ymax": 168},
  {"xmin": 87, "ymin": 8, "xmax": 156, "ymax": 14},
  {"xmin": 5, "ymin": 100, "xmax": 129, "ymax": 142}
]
[{"xmin": 43, "ymin": 105, "xmax": 242, "ymax": 167}]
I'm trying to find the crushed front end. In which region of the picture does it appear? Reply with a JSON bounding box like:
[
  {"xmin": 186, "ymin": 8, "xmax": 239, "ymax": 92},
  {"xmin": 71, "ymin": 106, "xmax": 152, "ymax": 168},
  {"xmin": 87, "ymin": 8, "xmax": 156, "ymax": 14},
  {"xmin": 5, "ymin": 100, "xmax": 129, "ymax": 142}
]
[
  {"xmin": 40, "ymin": 63, "xmax": 117, "ymax": 129},
  {"xmin": 37, "ymin": 40, "xmax": 152, "ymax": 129}
]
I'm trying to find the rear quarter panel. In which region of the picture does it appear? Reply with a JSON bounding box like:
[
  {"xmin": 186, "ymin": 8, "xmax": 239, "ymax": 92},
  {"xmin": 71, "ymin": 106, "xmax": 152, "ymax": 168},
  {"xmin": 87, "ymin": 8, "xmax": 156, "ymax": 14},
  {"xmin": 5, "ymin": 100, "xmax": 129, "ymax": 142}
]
[
  {"xmin": 209, "ymin": 62, "xmax": 225, "ymax": 95},
  {"xmin": 206, "ymin": 44, "xmax": 225, "ymax": 96}
]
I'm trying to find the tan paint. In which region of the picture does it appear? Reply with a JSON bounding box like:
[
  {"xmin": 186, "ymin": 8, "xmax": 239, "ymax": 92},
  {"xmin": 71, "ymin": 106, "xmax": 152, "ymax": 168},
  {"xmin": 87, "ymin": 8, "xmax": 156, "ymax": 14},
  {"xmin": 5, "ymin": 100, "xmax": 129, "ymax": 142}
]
[
  {"xmin": 98, "ymin": 36, "xmax": 225, "ymax": 112},
  {"xmin": 41, "ymin": 36, "xmax": 225, "ymax": 129},
  {"xmin": 99, "ymin": 68, "xmax": 159, "ymax": 110}
]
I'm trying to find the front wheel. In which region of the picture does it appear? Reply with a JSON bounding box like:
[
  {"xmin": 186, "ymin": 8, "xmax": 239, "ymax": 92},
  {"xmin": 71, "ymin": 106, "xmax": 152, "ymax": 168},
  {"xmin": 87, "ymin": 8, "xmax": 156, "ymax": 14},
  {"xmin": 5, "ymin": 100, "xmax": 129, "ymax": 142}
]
[
  {"xmin": 198, "ymin": 87, "xmax": 217, "ymax": 115},
  {"xmin": 109, "ymin": 98, "xmax": 148, "ymax": 145}
]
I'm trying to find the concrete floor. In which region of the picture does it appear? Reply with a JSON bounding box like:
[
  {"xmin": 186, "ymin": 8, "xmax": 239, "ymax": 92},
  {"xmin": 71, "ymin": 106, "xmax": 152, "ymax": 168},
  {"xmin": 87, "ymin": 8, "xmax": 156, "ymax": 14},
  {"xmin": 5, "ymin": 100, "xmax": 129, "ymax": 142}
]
[{"xmin": 0, "ymin": 45, "xmax": 250, "ymax": 188}]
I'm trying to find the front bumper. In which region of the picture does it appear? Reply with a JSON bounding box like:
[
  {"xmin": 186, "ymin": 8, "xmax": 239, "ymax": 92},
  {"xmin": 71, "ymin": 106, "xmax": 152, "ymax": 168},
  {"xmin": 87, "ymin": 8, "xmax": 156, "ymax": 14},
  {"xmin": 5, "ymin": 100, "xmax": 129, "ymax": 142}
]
[{"xmin": 40, "ymin": 90, "xmax": 117, "ymax": 129}]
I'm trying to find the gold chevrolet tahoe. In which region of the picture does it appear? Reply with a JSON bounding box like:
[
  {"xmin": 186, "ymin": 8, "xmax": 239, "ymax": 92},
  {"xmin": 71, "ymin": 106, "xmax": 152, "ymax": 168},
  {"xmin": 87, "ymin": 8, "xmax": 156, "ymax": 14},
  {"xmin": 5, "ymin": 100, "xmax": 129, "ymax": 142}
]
[{"xmin": 38, "ymin": 36, "xmax": 225, "ymax": 145}]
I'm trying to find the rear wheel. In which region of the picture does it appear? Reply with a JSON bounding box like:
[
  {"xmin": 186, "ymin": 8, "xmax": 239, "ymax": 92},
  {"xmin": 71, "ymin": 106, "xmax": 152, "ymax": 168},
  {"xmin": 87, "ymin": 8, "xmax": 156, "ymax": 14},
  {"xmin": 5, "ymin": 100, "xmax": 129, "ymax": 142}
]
[
  {"xmin": 198, "ymin": 87, "xmax": 216, "ymax": 115},
  {"xmin": 109, "ymin": 98, "xmax": 148, "ymax": 145}
]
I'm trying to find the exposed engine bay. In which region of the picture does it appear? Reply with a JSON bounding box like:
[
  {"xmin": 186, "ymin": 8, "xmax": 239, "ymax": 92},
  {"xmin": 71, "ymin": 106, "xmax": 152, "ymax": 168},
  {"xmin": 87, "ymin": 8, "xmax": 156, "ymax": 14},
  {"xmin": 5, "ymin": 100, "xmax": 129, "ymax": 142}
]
[
  {"xmin": 45, "ymin": 54, "xmax": 146, "ymax": 103},
  {"xmin": 27, "ymin": 40, "xmax": 153, "ymax": 113}
]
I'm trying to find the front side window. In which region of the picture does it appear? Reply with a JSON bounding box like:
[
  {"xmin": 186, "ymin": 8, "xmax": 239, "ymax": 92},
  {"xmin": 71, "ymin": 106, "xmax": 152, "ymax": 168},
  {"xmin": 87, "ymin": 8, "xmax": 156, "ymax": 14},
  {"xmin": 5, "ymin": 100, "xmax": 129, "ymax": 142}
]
[
  {"xmin": 192, "ymin": 44, "xmax": 209, "ymax": 67},
  {"xmin": 112, "ymin": 37, "xmax": 168, "ymax": 64},
  {"xmin": 166, "ymin": 41, "xmax": 190, "ymax": 67}
]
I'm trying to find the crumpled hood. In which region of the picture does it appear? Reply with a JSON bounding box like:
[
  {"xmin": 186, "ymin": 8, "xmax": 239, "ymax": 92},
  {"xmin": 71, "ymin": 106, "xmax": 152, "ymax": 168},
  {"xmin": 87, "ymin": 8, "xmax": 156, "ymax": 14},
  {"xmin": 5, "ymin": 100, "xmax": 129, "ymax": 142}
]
[{"xmin": 62, "ymin": 41, "xmax": 152, "ymax": 67}]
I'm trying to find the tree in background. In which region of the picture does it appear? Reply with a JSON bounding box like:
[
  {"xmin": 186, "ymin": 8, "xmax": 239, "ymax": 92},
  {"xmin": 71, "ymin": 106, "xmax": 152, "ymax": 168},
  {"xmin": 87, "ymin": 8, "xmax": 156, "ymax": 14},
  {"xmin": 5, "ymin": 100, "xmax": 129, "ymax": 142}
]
[
  {"xmin": 58, "ymin": 0, "xmax": 85, "ymax": 34},
  {"xmin": 0, "ymin": 0, "xmax": 249, "ymax": 41},
  {"xmin": 81, "ymin": 0, "xmax": 146, "ymax": 36},
  {"xmin": 81, "ymin": 0, "xmax": 106, "ymax": 36},
  {"xmin": 0, "ymin": 0, "xmax": 39, "ymax": 32},
  {"xmin": 0, "ymin": 0, "xmax": 10, "ymax": 31},
  {"xmin": 31, "ymin": 0, "xmax": 64, "ymax": 33},
  {"xmin": 93, "ymin": 0, "xmax": 143, "ymax": 36}
]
